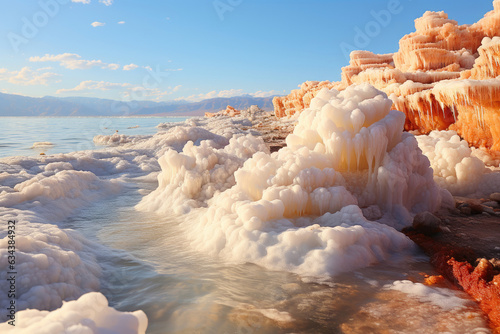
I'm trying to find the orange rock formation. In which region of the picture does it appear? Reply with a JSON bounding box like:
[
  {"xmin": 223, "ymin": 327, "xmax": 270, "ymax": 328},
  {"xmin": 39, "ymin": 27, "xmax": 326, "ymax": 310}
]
[
  {"xmin": 274, "ymin": 1, "xmax": 500, "ymax": 151},
  {"xmin": 273, "ymin": 81, "xmax": 342, "ymax": 118},
  {"xmin": 205, "ymin": 105, "xmax": 240, "ymax": 118}
]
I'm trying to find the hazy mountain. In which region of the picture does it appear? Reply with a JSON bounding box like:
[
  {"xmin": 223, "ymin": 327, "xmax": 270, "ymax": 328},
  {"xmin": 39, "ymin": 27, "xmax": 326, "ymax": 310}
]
[
  {"xmin": 134, "ymin": 96, "xmax": 276, "ymax": 116},
  {"xmin": 0, "ymin": 92, "xmax": 276, "ymax": 117}
]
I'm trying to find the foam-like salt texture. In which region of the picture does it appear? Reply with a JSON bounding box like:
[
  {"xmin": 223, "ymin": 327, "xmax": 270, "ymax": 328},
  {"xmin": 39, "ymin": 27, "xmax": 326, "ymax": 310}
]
[
  {"xmin": 0, "ymin": 170, "xmax": 120, "ymax": 220},
  {"xmin": 0, "ymin": 152, "xmax": 143, "ymax": 327},
  {"xmin": 139, "ymin": 84, "xmax": 441, "ymax": 276},
  {"xmin": 385, "ymin": 280, "xmax": 474, "ymax": 311},
  {"xmin": 0, "ymin": 209, "xmax": 102, "ymax": 311},
  {"xmin": 0, "ymin": 166, "xmax": 121, "ymax": 311},
  {"xmin": 0, "ymin": 292, "xmax": 147, "ymax": 334},
  {"xmin": 416, "ymin": 130, "xmax": 500, "ymax": 196}
]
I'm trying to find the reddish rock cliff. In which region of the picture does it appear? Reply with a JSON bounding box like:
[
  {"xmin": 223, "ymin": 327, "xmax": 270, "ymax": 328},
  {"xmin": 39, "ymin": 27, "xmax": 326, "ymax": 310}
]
[{"xmin": 274, "ymin": 1, "xmax": 500, "ymax": 151}]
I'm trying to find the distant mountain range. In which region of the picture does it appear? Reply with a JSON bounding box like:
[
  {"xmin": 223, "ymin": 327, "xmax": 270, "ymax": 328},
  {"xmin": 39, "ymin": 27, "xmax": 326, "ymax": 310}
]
[{"xmin": 0, "ymin": 92, "xmax": 277, "ymax": 117}]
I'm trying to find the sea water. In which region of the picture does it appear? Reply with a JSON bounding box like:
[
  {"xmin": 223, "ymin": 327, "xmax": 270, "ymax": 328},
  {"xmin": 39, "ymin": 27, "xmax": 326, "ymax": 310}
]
[
  {"xmin": 0, "ymin": 117, "xmax": 187, "ymax": 158},
  {"xmin": 0, "ymin": 114, "xmax": 492, "ymax": 333}
]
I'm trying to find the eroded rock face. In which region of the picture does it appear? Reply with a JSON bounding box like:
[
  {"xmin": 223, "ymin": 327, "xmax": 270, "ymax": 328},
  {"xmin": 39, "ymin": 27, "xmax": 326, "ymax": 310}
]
[
  {"xmin": 274, "ymin": 1, "xmax": 500, "ymax": 151},
  {"xmin": 205, "ymin": 105, "xmax": 241, "ymax": 118},
  {"xmin": 272, "ymin": 81, "xmax": 343, "ymax": 118}
]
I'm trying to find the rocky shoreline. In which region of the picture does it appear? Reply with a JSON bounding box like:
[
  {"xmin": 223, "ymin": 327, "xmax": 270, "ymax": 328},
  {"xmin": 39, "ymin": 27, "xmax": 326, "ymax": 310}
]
[{"xmin": 404, "ymin": 196, "xmax": 500, "ymax": 333}]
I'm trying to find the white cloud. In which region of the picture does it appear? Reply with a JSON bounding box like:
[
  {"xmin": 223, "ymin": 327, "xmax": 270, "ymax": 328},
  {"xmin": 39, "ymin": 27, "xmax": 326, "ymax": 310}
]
[
  {"xmin": 123, "ymin": 64, "xmax": 165, "ymax": 72},
  {"xmin": 71, "ymin": 0, "xmax": 113, "ymax": 4},
  {"xmin": 252, "ymin": 90, "xmax": 284, "ymax": 98},
  {"xmin": 178, "ymin": 89, "xmax": 281, "ymax": 102},
  {"xmin": 123, "ymin": 63, "xmax": 139, "ymax": 71},
  {"xmin": 118, "ymin": 21, "xmax": 125, "ymax": 24},
  {"xmin": 0, "ymin": 67, "xmax": 61, "ymax": 86},
  {"xmin": 56, "ymin": 80, "xmax": 131, "ymax": 94},
  {"xmin": 91, "ymin": 21, "xmax": 105, "ymax": 27},
  {"xmin": 56, "ymin": 80, "xmax": 180, "ymax": 101},
  {"xmin": 108, "ymin": 63, "xmax": 120, "ymax": 70},
  {"xmin": 30, "ymin": 53, "xmax": 119, "ymax": 70}
]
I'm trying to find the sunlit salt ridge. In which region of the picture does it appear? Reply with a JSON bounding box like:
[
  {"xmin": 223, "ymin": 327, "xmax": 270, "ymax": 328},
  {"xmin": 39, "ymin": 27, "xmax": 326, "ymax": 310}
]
[{"xmin": 137, "ymin": 84, "xmax": 445, "ymax": 277}]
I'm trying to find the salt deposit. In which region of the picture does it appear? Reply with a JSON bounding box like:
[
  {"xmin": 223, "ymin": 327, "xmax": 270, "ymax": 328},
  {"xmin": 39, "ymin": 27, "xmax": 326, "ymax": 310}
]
[
  {"xmin": 416, "ymin": 130, "xmax": 500, "ymax": 196},
  {"xmin": 0, "ymin": 115, "xmax": 271, "ymax": 331},
  {"xmin": 384, "ymin": 280, "xmax": 474, "ymax": 311},
  {"xmin": 30, "ymin": 142, "xmax": 54, "ymax": 148},
  {"xmin": 0, "ymin": 292, "xmax": 147, "ymax": 334},
  {"xmin": 0, "ymin": 209, "xmax": 101, "ymax": 311},
  {"xmin": 138, "ymin": 84, "xmax": 444, "ymax": 276},
  {"xmin": 0, "ymin": 148, "xmax": 155, "ymax": 330},
  {"xmin": 0, "ymin": 163, "xmax": 125, "ymax": 311}
]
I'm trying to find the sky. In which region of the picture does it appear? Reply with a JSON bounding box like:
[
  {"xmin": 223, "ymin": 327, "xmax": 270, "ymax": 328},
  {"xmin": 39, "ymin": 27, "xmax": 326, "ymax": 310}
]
[{"xmin": 0, "ymin": 0, "xmax": 495, "ymax": 103}]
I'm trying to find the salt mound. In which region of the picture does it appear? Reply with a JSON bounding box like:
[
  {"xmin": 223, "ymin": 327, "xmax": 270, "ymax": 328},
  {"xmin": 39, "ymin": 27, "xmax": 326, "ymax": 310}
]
[
  {"xmin": 0, "ymin": 210, "xmax": 102, "ymax": 311},
  {"xmin": 0, "ymin": 292, "xmax": 148, "ymax": 334},
  {"xmin": 0, "ymin": 161, "xmax": 127, "ymax": 312},
  {"xmin": 416, "ymin": 130, "xmax": 500, "ymax": 197},
  {"xmin": 139, "ymin": 84, "xmax": 442, "ymax": 276}
]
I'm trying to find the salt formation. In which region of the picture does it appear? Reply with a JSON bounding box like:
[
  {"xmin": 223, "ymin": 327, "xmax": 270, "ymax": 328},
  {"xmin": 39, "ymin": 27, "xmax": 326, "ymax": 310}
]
[
  {"xmin": 0, "ymin": 169, "xmax": 120, "ymax": 311},
  {"xmin": 0, "ymin": 209, "xmax": 101, "ymax": 310},
  {"xmin": 274, "ymin": 0, "xmax": 500, "ymax": 152},
  {"xmin": 139, "ymin": 84, "xmax": 444, "ymax": 276},
  {"xmin": 31, "ymin": 142, "xmax": 54, "ymax": 148},
  {"xmin": 0, "ymin": 292, "xmax": 148, "ymax": 334},
  {"xmin": 384, "ymin": 280, "xmax": 474, "ymax": 311},
  {"xmin": 1, "ymin": 114, "xmax": 272, "ymax": 331},
  {"xmin": 0, "ymin": 151, "xmax": 151, "ymax": 331},
  {"xmin": 416, "ymin": 130, "xmax": 500, "ymax": 196}
]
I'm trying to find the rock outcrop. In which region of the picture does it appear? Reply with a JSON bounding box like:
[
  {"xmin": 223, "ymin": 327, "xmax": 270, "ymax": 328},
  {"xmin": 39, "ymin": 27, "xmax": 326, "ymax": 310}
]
[
  {"xmin": 404, "ymin": 229, "xmax": 500, "ymax": 333},
  {"xmin": 205, "ymin": 105, "xmax": 240, "ymax": 118},
  {"xmin": 274, "ymin": 0, "xmax": 500, "ymax": 151},
  {"xmin": 273, "ymin": 81, "xmax": 343, "ymax": 118}
]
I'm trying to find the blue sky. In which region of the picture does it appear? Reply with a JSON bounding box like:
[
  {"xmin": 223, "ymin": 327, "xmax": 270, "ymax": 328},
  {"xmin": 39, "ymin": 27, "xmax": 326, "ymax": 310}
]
[{"xmin": 0, "ymin": 0, "xmax": 494, "ymax": 102}]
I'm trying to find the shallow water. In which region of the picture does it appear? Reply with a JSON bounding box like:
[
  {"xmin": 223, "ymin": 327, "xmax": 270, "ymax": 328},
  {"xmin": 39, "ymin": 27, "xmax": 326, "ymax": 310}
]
[{"xmin": 64, "ymin": 176, "xmax": 491, "ymax": 334}]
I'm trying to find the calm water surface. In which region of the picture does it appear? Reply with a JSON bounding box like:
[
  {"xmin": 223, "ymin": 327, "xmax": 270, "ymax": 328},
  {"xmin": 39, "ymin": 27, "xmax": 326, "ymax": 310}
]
[{"xmin": 0, "ymin": 116, "xmax": 188, "ymax": 158}]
